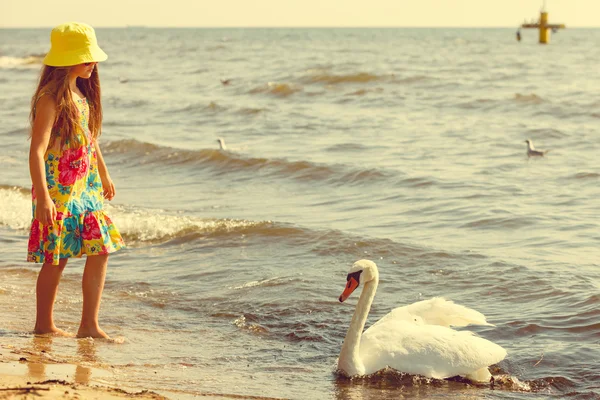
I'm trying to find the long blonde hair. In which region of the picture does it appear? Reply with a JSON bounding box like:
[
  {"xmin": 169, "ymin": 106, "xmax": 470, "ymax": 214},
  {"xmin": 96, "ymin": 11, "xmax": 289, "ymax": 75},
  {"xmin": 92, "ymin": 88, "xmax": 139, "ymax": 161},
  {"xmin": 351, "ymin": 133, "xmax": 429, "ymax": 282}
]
[{"xmin": 29, "ymin": 64, "xmax": 103, "ymax": 148}]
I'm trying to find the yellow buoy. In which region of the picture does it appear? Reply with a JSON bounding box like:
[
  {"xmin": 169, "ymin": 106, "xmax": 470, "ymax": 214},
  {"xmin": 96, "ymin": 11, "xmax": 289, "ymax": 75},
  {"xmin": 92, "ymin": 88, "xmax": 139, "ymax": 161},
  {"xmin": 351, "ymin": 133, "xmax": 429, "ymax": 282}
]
[
  {"xmin": 520, "ymin": 2, "xmax": 565, "ymax": 44},
  {"xmin": 539, "ymin": 12, "xmax": 549, "ymax": 43}
]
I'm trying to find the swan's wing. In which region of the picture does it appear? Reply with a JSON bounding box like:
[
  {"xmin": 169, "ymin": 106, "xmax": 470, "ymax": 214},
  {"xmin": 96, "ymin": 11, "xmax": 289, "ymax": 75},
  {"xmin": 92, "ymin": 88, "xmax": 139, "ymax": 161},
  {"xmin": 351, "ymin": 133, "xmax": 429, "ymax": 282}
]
[
  {"xmin": 371, "ymin": 297, "xmax": 493, "ymax": 329},
  {"xmin": 360, "ymin": 319, "xmax": 507, "ymax": 379}
]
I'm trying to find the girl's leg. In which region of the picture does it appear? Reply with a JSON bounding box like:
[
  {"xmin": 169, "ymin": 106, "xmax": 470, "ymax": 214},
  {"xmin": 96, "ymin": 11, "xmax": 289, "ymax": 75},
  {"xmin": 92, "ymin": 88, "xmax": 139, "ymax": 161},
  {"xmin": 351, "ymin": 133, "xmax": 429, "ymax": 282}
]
[
  {"xmin": 35, "ymin": 258, "xmax": 69, "ymax": 335},
  {"xmin": 77, "ymin": 254, "xmax": 110, "ymax": 338}
]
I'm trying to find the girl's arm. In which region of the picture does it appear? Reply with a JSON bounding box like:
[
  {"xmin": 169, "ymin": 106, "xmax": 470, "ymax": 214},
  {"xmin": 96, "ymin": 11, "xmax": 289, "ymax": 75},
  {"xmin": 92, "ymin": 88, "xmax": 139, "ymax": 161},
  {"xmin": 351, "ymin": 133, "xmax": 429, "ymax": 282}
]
[
  {"xmin": 29, "ymin": 95, "xmax": 57, "ymax": 225},
  {"xmin": 94, "ymin": 139, "xmax": 116, "ymax": 200}
]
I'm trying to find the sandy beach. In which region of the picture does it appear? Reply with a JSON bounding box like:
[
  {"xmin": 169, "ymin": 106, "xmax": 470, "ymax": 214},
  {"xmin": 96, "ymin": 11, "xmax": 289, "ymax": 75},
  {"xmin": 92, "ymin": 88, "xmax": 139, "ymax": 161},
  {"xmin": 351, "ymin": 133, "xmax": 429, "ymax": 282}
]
[{"xmin": 0, "ymin": 341, "xmax": 167, "ymax": 400}]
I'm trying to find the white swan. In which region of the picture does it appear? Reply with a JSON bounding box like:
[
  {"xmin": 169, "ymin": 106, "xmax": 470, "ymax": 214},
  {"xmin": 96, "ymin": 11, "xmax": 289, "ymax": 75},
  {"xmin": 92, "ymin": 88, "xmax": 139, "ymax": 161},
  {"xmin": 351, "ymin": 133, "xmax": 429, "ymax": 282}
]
[{"xmin": 338, "ymin": 260, "xmax": 507, "ymax": 381}]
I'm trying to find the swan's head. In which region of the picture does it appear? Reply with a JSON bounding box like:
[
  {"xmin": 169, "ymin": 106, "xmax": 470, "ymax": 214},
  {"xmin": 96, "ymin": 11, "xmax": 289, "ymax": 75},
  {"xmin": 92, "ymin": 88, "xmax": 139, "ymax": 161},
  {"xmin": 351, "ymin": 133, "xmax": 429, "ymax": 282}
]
[
  {"xmin": 525, "ymin": 139, "xmax": 533, "ymax": 148},
  {"xmin": 339, "ymin": 259, "xmax": 379, "ymax": 302}
]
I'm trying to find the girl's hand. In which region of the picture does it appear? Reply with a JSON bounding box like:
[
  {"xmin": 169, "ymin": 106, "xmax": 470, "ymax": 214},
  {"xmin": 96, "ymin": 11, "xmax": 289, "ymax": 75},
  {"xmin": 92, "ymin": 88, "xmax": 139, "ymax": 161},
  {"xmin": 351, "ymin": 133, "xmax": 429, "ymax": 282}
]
[
  {"xmin": 101, "ymin": 175, "xmax": 116, "ymax": 200},
  {"xmin": 36, "ymin": 196, "xmax": 57, "ymax": 225}
]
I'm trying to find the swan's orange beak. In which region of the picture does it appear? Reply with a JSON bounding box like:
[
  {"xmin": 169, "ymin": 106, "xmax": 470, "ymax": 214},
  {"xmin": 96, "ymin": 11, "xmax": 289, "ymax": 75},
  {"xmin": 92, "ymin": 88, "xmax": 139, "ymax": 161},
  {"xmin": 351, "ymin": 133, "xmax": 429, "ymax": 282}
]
[{"xmin": 339, "ymin": 276, "xmax": 359, "ymax": 302}]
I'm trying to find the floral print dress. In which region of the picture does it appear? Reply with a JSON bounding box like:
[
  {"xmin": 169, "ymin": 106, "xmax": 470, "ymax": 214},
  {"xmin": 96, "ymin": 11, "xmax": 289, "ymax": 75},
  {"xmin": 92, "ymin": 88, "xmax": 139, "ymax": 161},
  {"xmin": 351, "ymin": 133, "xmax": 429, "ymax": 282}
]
[{"xmin": 27, "ymin": 97, "xmax": 125, "ymax": 265}]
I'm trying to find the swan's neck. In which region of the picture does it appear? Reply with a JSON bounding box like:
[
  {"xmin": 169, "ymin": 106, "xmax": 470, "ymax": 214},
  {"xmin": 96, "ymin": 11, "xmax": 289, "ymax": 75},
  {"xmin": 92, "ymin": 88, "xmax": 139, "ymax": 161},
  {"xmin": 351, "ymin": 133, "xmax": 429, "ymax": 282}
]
[{"xmin": 338, "ymin": 279, "xmax": 378, "ymax": 376}]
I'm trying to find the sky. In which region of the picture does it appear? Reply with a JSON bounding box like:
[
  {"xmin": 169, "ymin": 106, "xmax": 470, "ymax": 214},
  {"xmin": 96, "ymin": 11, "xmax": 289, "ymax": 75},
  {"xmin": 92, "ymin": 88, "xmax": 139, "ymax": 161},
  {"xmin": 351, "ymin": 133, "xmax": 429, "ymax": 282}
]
[{"xmin": 1, "ymin": 0, "xmax": 597, "ymax": 28}]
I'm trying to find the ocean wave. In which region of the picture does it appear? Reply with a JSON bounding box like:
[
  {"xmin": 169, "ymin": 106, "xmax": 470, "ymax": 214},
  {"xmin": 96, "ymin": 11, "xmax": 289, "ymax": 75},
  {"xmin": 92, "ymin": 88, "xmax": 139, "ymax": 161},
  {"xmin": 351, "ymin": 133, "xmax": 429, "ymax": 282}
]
[
  {"xmin": 578, "ymin": 294, "xmax": 600, "ymax": 307},
  {"xmin": 170, "ymin": 101, "xmax": 228, "ymax": 114},
  {"xmin": 334, "ymin": 367, "xmax": 533, "ymax": 392},
  {"xmin": 525, "ymin": 127, "xmax": 569, "ymax": 139},
  {"xmin": 0, "ymin": 185, "xmax": 29, "ymax": 195},
  {"xmin": 225, "ymin": 303, "xmax": 332, "ymax": 344},
  {"xmin": 514, "ymin": 93, "xmax": 545, "ymax": 104},
  {"xmin": 102, "ymin": 119, "xmax": 141, "ymax": 128},
  {"xmin": 3, "ymin": 127, "xmax": 28, "ymax": 137},
  {"xmin": 102, "ymin": 139, "xmax": 162, "ymax": 155},
  {"xmin": 0, "ymin": 185, "xmax": 466, "ymax": 266},
  {"xmin": 120, "ymin": 215, "xmax": 474, "ymax": 268},
  {"xmin": 0, "ymin": 267, "xmax": 38, "ymax": 279},
  {"xmin": 333, "ymin": 365, "xmax": 597, "ymax": 397},
  {"xmin": 513, "ymin": 322, "xmax": 599, "ymax": 336},
  {"xmin": 168, "ymin": 102, "xmax": 266, "ymax": 116},
  {"xmin": 527, "ymin": 376, "xmax": 577, "ymax": 393},
  {"xmin": 301, "ymin": 70, "xmax": 431, "ymax": 87},
  {"xmin": 105, "ymin": 97, "xmax": 149, "ymax": 109},
  {"xmin": 237, "ymin": 107, "xmax": 267, "ymax": 115},
  {"xmin": 0, "ymin": 55, "xmax": 43, "ymax": 69},
  {"xmin": 302, "ymin": 72, "xmax": 390, "ymax": 85},
  {"xmin": 570, "ymin": 172, "xmax": 600, "ymax": 180},
  {"xmin": 206, "ymin": 45, "xmax": 227, "ymax": 51},
  {"xmin": 345, "ymin": 88, "xmax": 384, "ymax": 96},
  {"xmin": 249, "ymin": 82, "xmax": 303, "ymax": 97},
  {"xmin": 102, "ymin": 139, "xmax": 392, "ymax": 186},
  {"xmin": 398, "ymin": 177, "xmax": 436, "ymax": 188},
  {"xmin": 456, "ymin": 98, "xmax": 497, "ymax": 110},
  {"xmin": 110, "ymin": 205, "xmax": 272, "ymax": 243},
  {"xmin": 0, "ymin": 186, "xmax": 270, "ymax": 244},
  {"xmin": 0, "ymin": 153, "xmax": 23, "ymax": 167},
  {"xmin": 189, "ymin": 67, "xmax": 209, "ymax": 74},
  {"xmin": 0, "ymin": 186, "xmax": 32, "ymax": 230},
  {"xmin": 233, "ymin": 314, "xmax": 269, "ymax": 334},
  {"xmin": 231, "ymin": 277, "xmax": 292, "ymax": 290},
  {"xmin": 460, "ymin": 216, "xmax": 539, "ymax": 230},
  {"xmin": 392, "ymin": 75, "xmax": 431, "ymax": 85},
  {"xmin": 325, "ymin": 143, "xmax": 369, "ymax": 152}
]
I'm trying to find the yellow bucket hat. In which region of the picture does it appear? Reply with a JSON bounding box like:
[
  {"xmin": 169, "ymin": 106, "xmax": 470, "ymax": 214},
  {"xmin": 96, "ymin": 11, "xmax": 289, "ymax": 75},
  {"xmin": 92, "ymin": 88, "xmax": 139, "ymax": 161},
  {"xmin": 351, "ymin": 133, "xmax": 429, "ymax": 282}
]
[{"xmin": 43, "ymin": 22, "xmax": 108, "ymax": 67}]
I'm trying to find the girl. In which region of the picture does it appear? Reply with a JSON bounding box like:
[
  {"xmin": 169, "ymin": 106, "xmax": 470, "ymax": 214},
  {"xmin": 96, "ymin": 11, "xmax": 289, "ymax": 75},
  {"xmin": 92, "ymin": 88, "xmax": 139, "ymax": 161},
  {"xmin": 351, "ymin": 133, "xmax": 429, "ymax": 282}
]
[{"xmin": 27, "ymin": 22, "xmax": 125, "ymax": 339}]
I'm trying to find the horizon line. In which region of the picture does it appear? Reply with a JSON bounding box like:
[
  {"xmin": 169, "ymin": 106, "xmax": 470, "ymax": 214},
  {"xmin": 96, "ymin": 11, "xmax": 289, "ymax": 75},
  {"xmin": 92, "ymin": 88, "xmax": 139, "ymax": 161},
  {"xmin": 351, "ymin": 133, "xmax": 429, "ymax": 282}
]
[{"xmin": 1, "ymin": 25, "xmax": 597, "ymax": 29}]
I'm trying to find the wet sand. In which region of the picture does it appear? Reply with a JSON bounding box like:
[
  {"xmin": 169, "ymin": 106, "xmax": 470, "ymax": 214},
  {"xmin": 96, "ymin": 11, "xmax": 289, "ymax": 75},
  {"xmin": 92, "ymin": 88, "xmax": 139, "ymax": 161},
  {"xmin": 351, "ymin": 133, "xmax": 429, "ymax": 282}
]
[{"xmin": 0, "ymin": 344, "xmax": 168, "ymax": 400}]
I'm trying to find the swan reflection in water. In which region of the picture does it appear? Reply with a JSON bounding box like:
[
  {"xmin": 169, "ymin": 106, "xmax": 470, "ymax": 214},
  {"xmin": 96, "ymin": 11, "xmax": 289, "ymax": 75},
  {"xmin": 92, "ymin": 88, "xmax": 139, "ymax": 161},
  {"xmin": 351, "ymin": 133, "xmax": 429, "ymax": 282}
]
[{"xmin": 333, "ymin": 370, "xmax": 497, "ymax": 400}]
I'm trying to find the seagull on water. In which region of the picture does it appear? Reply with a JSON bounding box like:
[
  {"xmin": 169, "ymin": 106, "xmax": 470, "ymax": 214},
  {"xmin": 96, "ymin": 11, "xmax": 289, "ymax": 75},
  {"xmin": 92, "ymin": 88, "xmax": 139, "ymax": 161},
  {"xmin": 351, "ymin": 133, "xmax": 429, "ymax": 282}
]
[
  {"xmin": 217, "ymin": 138, "xmax": 227, "ymax": 150},
  {"xmin": 525, "ymin": 139, "xmax": 550, "ymax": 157}
]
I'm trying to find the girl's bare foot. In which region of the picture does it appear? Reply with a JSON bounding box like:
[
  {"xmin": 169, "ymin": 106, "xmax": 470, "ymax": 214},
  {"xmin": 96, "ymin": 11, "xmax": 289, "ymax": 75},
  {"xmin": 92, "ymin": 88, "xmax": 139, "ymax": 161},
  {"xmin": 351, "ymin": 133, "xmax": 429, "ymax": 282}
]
[
  {"xmin": 34, "ymin": 326, "xmax": 74, "ymax": 337},
  {"xmin": 76, "ymin": 326, "xmax": 110, "ymax": 339}
]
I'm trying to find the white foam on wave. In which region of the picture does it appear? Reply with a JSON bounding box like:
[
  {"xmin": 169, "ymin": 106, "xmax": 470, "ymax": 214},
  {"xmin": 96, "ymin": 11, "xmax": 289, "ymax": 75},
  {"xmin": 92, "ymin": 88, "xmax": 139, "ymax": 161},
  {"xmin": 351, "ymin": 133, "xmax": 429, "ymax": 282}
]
[
  {"xmin": 231, "ymin": 277, "xmax": 287, "ymax": 290},
  {"xmin": 0, "ymin": 56, "xmax": 42, "ymax": 69},
  {"xmin": 0, "ymin": 187, "xmax": 268, "ymax": 242},
  {"xmin": 0, "ymin": 188, "xmax": 31, "ymax": 230},
  {"xmin": 104, "ymin": 205, "xmax": 269, "ymax": 242},
  {"xmin": 0, "ymin": 156, "xmax": 21, "ymax": 165}
]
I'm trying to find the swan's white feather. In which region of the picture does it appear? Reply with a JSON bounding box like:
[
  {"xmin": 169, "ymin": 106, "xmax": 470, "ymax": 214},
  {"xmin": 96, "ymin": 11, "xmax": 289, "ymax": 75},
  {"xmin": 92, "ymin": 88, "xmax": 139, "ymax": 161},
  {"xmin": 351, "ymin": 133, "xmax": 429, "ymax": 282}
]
[
  {"xmin": 370, "ymin": 297, "xmax": 493, "ymax": 329},
  {"xmin": 360, "ymin": 319, "xmax": 507, "ymax": 378}
]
